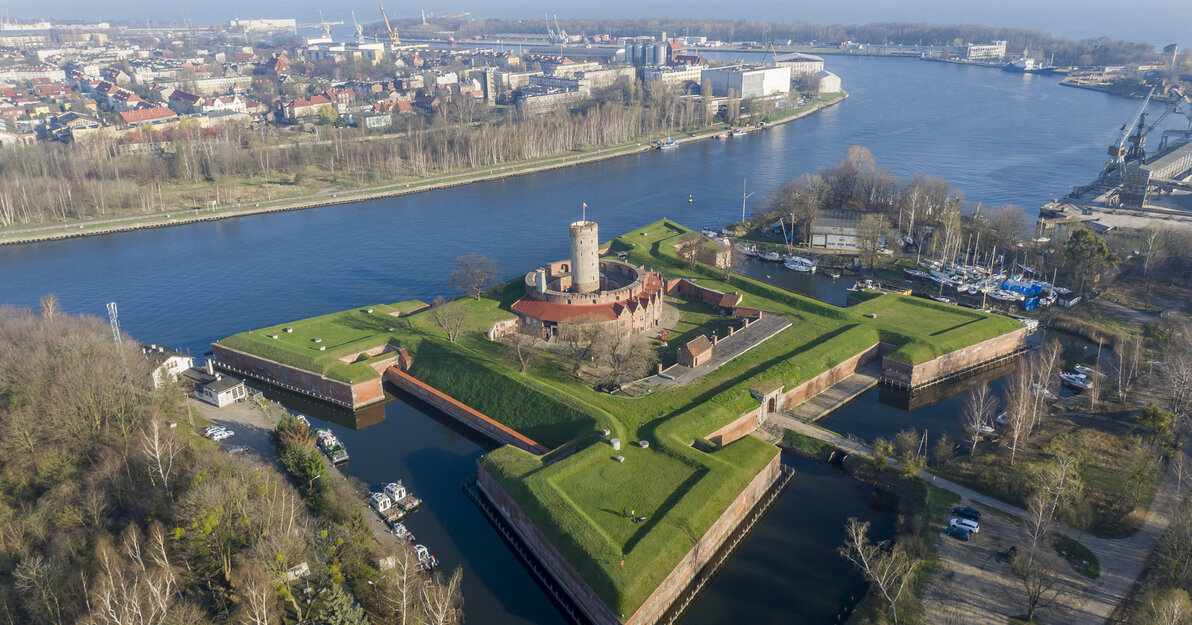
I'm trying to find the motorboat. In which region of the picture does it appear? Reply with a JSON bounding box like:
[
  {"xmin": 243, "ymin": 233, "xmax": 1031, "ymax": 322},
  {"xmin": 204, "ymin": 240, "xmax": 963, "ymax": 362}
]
[
  {"xmin": 414, "ymin": 544, "xmax": 439, "ymax": 570},
  {"xmin": 784, "ymin": 256, "xmax": 816, "ymax": 272},
  {"xmin": 736, "ymin": 243, "xmax": 759, "ymax": 257},
  {"xmin": 1074, "ymin": 364, "xmax": 1104, "ymax": 378},
  {"xmin": 758, "ymin": 251, "xmax": 783, "ymax": 262},
  {"xmin": 390, "ymin": 522, "xmax": 415, "ymax": 542},
  {"xmin": 904, "ymin": 268, "xmax": 932, "ymax": 279},
  {"xmin": 1060, "ymin": 372, "xmax": 1093, "ymax": 390}
]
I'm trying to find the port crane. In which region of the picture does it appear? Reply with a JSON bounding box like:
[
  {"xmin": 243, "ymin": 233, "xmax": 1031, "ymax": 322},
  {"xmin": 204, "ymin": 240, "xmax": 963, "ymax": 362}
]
[
  {"xmin": 350, "ymin": 11, "xmax": 365, "ymax": 43},
  {"xmin": 545, "ymin": 13, "xmax": 568, "ymax": 44},
  {"xmin": 1101, "ymin": 87, "xmax": 1154, "ymax": 178},
  {"xmin": 379, "ymin": 2, "xmax": 400, "ymax": 46}
]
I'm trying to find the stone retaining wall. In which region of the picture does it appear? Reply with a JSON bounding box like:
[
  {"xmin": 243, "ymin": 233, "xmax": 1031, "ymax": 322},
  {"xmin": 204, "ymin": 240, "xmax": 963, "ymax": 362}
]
[
  {"xmin": 477, "ymin": 450, "xmax": 782, "ymax": 625},
  {"xmin": 783, "ymin": 343, "xmax": 883, "ymax": 409}
]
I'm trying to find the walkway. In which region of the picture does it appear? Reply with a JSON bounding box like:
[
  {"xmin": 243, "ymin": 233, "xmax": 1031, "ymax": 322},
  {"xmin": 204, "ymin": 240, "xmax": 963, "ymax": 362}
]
[
  {"xmin": 638, "ymin": 313, "xmax": 791, "ymax": 387},
  {"xmin": 769, "ymin": 415, "xmax": 1184, "ymax": 623},
  {"xmin": 784, "ymin": 362, "xmax": 881, "ymax": 423}
]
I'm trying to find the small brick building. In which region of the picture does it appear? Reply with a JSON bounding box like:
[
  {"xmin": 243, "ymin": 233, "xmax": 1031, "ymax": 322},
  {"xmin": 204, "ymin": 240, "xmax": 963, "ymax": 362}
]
[{"xmin": 677, "ymin": 335, "xmax": 713, "ymax": 368}]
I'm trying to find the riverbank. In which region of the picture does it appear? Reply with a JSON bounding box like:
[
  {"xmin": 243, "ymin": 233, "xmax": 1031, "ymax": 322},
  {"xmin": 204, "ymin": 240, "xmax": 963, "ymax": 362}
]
[{"xmin": 0, "ymin": 93, "xmax": 847, "ymax": 247}]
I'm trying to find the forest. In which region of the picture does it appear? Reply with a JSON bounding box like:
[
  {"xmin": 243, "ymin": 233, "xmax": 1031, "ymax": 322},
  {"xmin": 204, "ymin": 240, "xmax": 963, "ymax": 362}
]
[{"xmin": 0, "ymin": 304, "xmax": 461, "ymax": 625}]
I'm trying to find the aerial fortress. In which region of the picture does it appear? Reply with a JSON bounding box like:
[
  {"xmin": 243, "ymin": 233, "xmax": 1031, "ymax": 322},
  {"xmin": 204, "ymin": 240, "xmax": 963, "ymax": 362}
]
[{"xmin": 212, "ymin": 217, "xmax": 1025, "ymax": 624}]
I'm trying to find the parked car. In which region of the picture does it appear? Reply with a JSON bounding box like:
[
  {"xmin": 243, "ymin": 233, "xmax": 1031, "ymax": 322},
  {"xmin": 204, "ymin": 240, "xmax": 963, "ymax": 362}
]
[
  {"xmin": 211, "ymin": 429, "xmax": 235, "ymax": 441},
  {"xmin": 949, "ymin": 518, "xmax": 979, "ymax": 534},
  {"xmin": 945, "ymin": 525, "xmax": 971, "ymax": 541},
  {"xmin": 204, "ymin": 425, "xmax": 225, "ymax": 436},
  {"xmin": 951, "ymin": 506, "xmax": 981, "ymax": 522}
]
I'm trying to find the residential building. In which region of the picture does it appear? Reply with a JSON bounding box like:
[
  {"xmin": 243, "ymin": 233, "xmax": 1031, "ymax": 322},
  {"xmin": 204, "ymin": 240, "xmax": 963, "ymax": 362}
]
[
  {"xmin": 183, "ymin": 361, "xmax": 249, "ymax": 408},
  {"xmin": 141, "ymin": 344, "xmax": 194, "ymax": 388},
  {"xmin": 285, "ymin": 94, "xmax": 332, "ymax": 120},
  {"xmin": 118, "ymin": 106, "xmax": 177, "ymax": 127}
]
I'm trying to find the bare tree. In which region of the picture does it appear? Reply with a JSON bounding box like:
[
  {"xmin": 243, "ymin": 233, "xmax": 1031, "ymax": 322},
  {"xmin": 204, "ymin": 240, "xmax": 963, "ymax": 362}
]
[
  {"xmin": 1003, "ymin": 364, "xmax": 1034, "ymax": 466},
  {"xmin": 422, "ymin": 568, "xmax": 464, "ymax": 625},
  {"xmin": 856, "ymin": 213, "xmax": 891, "ymax": 269},
  {"xmin": 379, "ymin": 546, "xmax": 423, "ymax": 625},
  {"xmin": 1008, "ymin": 547, "xmax": 1065, "ymax": 622},
  {"xmin": 590, "ymin": 331, "xmax": 657, "ymax": 391},
  {"xmin": 838, "ymin": 517, "xmax": 918, "ymax": 624},
  {"xmin": 1133, "ymin": 588, "xmax": 1192, "ymax": 625},
  {"xmin": 1157, "ymin": 498, "xmax": 1192, "ymax": 585},
  {"xmin": 962, "ymin": 382, "xmax": 997, "ymax": 456},
  {"xmin": 1175, "ymin": 450, "xmax": 1192, "ymax": 499},
  {"xmin": 39, "ymin": 294, "xmax": 60, "ymax": 322},
  {"xmin": 140, "ymin": 419, "xmax": 182, "ymax": 497},
  {"xmin": 557, "ymin": 317, "xmax": 605, "ymax": 376},
  {"xmin": 449, "ymin": 253, "xmax": 500, "ymax": 300},
  {"xmin": 1028, "ymin": 340, "xmax": 1061, "ymax": 432},
  {"xmin": 503, "ymin": 331, "xmax": 538, "ymax": 374},
  {"xmin": 430, "ymin": 296, "xmax": 469, "ymax": 342}
]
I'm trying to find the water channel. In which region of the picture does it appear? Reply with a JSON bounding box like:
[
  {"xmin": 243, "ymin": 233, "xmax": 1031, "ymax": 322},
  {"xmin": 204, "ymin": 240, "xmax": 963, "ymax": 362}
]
[{"xmin": 0, "ymin": 56, "xmax": 1153, "ymax": 623}]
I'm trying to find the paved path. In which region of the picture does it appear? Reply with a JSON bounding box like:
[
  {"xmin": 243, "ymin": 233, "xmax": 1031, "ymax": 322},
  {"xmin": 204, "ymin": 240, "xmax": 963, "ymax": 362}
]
[
  {"xmin": 785, "ymin": 363, "xmax": 881, "ymax": 423},
  {"xmin": 772, "ymin": 415, "xmax": 1183, "ymax": 623},
  {"xmin": 639, "ymin": 314, "xmax": 791, "ymax": 387}
]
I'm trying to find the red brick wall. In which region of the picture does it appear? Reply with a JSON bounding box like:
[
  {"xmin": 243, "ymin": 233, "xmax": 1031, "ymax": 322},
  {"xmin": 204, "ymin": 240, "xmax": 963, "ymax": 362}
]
[
  {"xmin": 707, "ymin": 409, "xmax": 761, "ymax": 446},
  {"xmin": 882, "ymin": 328, "xmax": 1027, "ymax": 386},
  {"xmin": 212, "ymin": 344, "xmax": 382, "ymax": 409},
  {"xmin": 384, "ymin": 367, "xmax": 549, "ymax": 454},
  {"xmin": 782, "ymin": 343, "xmax": 882, "ymax": 409}
]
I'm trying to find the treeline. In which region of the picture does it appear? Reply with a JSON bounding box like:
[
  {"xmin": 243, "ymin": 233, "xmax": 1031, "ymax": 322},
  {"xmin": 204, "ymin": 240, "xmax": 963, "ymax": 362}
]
[
  {"xmin": 0, "ymin": 83, "xmax": 694, "ymax": 227},
  {"xmin": 0, "ymin": 305, "xmax": 458, "ymax": 625},
  {"xmin": 453, "ymin": 17, "xmax": 1181, "ymax": 67}
]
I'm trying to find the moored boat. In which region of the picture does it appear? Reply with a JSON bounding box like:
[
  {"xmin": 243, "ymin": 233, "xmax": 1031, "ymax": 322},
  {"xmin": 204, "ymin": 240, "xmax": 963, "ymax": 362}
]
[
  {"xmin": 758, "ymin": 251, "xmax": 783, "ymax": 262},
  {"xmin": 1060, "ymin": 372, "xmax": 1093, "ymax": 390},
  {"xmin": 414, "ymin": 544, "xmax": 439, "ymax": 570},
  {"xmin": 314, "ymin": 428, "xmax": 349, "ymax": 464}
]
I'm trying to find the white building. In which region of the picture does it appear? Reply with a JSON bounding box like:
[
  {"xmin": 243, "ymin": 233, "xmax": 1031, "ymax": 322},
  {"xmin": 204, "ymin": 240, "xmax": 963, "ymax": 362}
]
[
  {"xmin": 814, "ymin": 70, "xmax": 842, "ymax": 94},
  {"xmin": 810, "ymin": 210, "xmax": 860, "ymax": 250},
  {"xmin": 643, "ymin": 65, "xmax": 706, "ymax": 86},
  {"xmin": 141, "ymin": 344, "xmax": 193, "ymax": 388},
  {"xmin": 963, "ymin": 41, "xmax": 1007, "ymax": 61},
  {"xmin": 701, "ymin": 65, "xmax": 791, "ymax": 99},
  {"xmin": 771, "ymin": 52, "xmax": 824, "ymax": 76},
  {"xmin": 184, "ymin": 360, "xmax": 248, "ymax": 408}
]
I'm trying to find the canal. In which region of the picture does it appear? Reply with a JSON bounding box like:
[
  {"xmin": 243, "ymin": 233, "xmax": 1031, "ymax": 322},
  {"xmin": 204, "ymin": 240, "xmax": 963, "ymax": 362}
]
[{"xmin": 0, "ymin": 56, "xmax": 1154, "ymax": 623}]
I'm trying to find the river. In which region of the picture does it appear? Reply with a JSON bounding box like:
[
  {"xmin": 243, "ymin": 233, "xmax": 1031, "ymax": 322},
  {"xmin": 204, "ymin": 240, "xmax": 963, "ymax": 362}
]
[{"xmin": 0, "ymin": 56, "xmax": 1153, "ymax": 623}]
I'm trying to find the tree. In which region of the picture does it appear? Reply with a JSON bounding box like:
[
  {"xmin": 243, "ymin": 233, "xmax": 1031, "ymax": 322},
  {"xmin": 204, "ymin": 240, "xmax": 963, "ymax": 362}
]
[
  {"xmin": 421, "ymin": 568, "xmax": 464, "ymax": 625},
  {"xmin": 1136, "ymin": 402, "xmax": 1176, "ymax": 449},
  {"xmin": 317, "ymin": 583, "xmax": 370, "ymax": 625},
  {"xmin": 448, "ymin": 253, "xmax": 499, "ymax": 300},
  {"xmin": 856, "ymin": 213, "xmax": 890, "ymax": 269},
  {"xmin": 430, "ymin": 296, "xmax": 469, "ymax": 342},
  {"xmin": 1008, "ymin": 547, "xmax": 1065, "ymax": 622},
  {"xmin": 590, "ymin": 331, "xmax": 657, "ymax": 391},
  {"xmin": 931, "ymin": 432, "xmax": 954, "ymax": 468},
  {"xmin": 1003, "ymin": 364, "xmax": 1034, "ymax": 466},
  {"xmin": 962, "ymin": 382, "xmax": 998, "ymax": 456},
  {"xmin": 317, "ymin": 104, "xmax": 340, "ymax": 126},
  {"xmin": 140, "ymin": 418, "xmax": 183, "ymax": 498},
  {"xmin": 1133, "ymin": 588, "xmax": 1192, "ymax": 625},
  {"xmin": 39, "ymin": 294, "xmax": 60, "ymax": 321},
  {"xmin": 503, "ymin": 331, "xmax": 538, "ymax": 374},
  {"xmin": 1064, "ymin": 228, "xmax": 1120, "ymax": 294},
  {"xmin": 838, "ymin": 518, "xmax": 918, "ymax": 624}
]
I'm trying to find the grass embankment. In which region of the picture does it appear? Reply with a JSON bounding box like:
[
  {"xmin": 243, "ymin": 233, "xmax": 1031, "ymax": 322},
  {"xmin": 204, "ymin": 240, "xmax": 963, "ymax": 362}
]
[{"xmin": 218, "ymin": 218, "xmax": 1024, "ymax": 617}]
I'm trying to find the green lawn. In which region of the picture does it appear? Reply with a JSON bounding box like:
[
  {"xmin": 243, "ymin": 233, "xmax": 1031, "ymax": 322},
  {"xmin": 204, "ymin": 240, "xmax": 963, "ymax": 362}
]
[{"xmin": 217, "ymin": 218, "xmax": 1023, "ymax": 617}]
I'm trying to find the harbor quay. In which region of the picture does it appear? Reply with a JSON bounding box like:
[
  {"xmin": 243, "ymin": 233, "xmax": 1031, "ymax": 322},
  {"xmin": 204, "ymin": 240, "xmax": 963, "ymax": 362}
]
[{"xmin": 210, "ymin": 218, "xmax": 1026, "ymax": 624}]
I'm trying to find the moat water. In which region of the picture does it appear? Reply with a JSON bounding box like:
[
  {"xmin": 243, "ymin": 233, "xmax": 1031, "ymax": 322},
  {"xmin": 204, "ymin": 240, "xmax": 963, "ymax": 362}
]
[{"xmin": 0, "ymin": 56, "xmax": 1150, "ymax": 623}]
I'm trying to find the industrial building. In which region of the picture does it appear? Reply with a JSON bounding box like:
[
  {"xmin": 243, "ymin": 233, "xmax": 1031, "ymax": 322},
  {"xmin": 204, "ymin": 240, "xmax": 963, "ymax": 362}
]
[
  {"xmin": 511, "ymin": 220, "xmax": 665, "ymax": 338},
  {"xmin": 643, "ymin": 65, "xmax": 707, "ymax": 86},
  {"xmin": 814, "ymin": 70, "xmax": 842, "ymax": 94},
  {"xmin": 770, "ymin": 52, "xmax": 825, "ymax": 76},
  {"xmin": 701, "ymin": 65, "xmax": 791, "ymax": 99},
  {"xmin": 809, "ymin": 210, "xmax": 860, "ymax": 250}
]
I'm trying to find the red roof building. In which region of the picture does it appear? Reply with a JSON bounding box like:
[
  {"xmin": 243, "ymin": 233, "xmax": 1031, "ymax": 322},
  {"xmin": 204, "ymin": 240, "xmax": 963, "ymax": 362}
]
[{"xmin": 119, "ymin": 107, "xmax": 178, "ymax": 127}]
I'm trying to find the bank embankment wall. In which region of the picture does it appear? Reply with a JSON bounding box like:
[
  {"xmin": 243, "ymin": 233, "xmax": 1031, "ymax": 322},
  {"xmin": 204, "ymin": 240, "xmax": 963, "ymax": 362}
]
[
  {"xmin": 882, "ymin": 327, "xmax": 1028, "ymax": 387},
  {"xmin": 384, "ymin": 366, "xmax": 550, "ymax": 455},
  {"xmin": 477, "ymin": 450, "xmax": 782, "ymax": 625},
  {"xmin": 212, "ymin": 344, "xmax": 386, "ymax": 408}
]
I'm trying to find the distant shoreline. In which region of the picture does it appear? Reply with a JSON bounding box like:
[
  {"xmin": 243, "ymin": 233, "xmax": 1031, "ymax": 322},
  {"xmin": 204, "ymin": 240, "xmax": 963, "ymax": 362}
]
[{"xmin": 0, "ymin": 93, "xmax": 847, "ymax": 247}]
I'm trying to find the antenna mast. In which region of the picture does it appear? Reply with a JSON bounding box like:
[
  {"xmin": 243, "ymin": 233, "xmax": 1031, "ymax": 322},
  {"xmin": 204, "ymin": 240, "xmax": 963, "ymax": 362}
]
[{"xmin": 107, "ymin": 302, "xmax": 133, "ymax": 393}]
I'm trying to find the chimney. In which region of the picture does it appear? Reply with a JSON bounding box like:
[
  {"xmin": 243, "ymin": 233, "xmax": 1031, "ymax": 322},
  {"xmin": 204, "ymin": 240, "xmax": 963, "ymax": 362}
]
[
  {"xmin": 205, "ymin": 358, "xmax": 215, "ymax": 376},
  {"xmin": 712, "ymin": 335, "xmax": 718, "ymax": 346},
  {"xmin": 729, "ymin": 327, "xmax": 735, "ymax": 337}
]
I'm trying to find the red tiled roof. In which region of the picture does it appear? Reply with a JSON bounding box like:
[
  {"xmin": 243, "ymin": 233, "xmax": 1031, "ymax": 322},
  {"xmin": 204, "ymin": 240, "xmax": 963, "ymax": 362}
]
[
  {"xmin": 511, "ymin": 298, "xmax": 618, "ymax": 323},
  {"xmin": 716, "ymin": 292, "xmax": 743, "ymax": 308},
  {"xmin": 682, "ymin": 335, "xmax": 712, "ymax": 357},
  {"xmin": 119, "ymin": 107, "xmax": 176, "ymax": 124}
]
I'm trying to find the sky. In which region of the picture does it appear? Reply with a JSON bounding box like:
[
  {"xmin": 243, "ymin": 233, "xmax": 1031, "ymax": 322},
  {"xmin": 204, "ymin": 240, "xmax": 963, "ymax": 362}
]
[{"xmin": 1, "ymin": 0, "xmax": 1189, "ymax": 48}]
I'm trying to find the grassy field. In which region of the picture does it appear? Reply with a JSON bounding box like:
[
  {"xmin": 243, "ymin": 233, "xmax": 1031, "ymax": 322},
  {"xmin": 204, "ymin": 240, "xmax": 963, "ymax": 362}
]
[{"xmin": 217, "ymin": 218, "xmax": 1023, "ymax": 617}]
